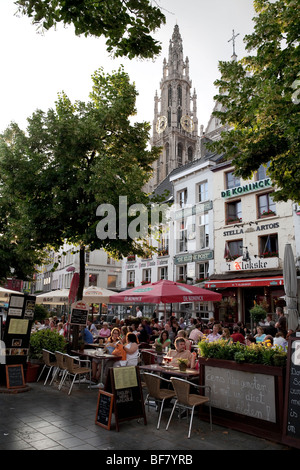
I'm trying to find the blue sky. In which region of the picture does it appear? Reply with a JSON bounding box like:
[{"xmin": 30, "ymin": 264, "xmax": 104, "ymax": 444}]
[{"xmin": 0, "ymin": 0, "xmax": 256, "ymax": 134}]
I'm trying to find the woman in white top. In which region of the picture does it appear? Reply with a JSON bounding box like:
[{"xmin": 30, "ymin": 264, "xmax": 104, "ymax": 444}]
[{"xmin": 124, "ymin": 333, "xmax": 139, "ymax": 366}]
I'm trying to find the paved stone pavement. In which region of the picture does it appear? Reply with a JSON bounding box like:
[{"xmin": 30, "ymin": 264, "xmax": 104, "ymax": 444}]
[{"xmin": 0, "ymin": 379, "xmax": 292, "ymax": 452}]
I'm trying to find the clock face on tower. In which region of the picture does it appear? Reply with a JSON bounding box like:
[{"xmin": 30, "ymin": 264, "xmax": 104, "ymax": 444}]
[
  {"xmin": 180, "ymin": 115, "xmax": 194, "ymax": 132},
  {"xmin": 156, "ymin": 116, "xmax": 167, "ymax": 133}
]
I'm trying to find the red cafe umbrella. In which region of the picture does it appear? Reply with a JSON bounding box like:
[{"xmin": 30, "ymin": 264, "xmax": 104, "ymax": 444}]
[{"xmin": 109, "ymin": 279, "xmax": 222, "ymax": 304}]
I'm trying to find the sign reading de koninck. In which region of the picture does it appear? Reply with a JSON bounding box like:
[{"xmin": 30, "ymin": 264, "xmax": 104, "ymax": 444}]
[{"xmin": 221, "ymin": 178, "xmax": 272, "ymax": 198}]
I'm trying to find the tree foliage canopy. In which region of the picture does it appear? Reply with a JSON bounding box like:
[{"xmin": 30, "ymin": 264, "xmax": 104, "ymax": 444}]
[
  {"xmin": 0, "ymin": 67, "xmax": 160, "ymax": 281},
  {"xmin": 15, "ymin": 0, "xmax": 166, "ymax": 59},
  {"xmin": 209, "ymin": 0, "xmax": 300, "ymax": 203}
]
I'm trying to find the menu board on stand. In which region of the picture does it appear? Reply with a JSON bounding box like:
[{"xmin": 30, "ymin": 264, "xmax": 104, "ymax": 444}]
[
  {"xmin": 103, "ymin": 366, "xmax": 146, "ymax": 431},
  {"xmin": 1, "ymin": 293, "xmax": 36, "ymax": 388},
  {"xmin": 2, "ymin": 293, "xmax": 36, "ymax": 367},
  {"xmin": 282, "ymin": 332, "xmax": 300, "ymax": 449}
]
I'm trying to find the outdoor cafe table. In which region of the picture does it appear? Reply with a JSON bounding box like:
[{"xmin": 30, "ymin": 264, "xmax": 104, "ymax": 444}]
[
  {"xmin": 72, "ymin": 349, "xmax": 121, "ymax": 385},
  {"xmin": 139, "ymin": 363, "xmax": 199, "ymax": 380}
]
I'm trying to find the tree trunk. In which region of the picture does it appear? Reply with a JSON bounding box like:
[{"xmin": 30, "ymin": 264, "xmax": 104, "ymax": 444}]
[{"xmin": 72, "ymin": 245, "xmax": 86, "ymax": 350}]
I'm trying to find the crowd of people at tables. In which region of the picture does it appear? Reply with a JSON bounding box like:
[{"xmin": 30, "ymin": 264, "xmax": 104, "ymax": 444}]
[{"xmin": 32, "ymin": 305, "xmax": 293, "ymax": 382}]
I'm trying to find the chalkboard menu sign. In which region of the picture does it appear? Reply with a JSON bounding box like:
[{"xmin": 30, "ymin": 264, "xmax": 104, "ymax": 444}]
[
  {"xmin": 6, "ymin": 364, "xmax": 25, "ymax": 389},
  {"xmin": 95, "ymin": 391, "xmax": 114, "ymax": 429},
  {"xmin": 70, "ymin": 301, "xmax": 88, "ymax": 325},
  {"xmin": 282, "ymin": 333, "xmax": 300, "ymax": 449},
  {"xmin": 104, "ymin": 366, "xmax": 146, "ymax": 431}
]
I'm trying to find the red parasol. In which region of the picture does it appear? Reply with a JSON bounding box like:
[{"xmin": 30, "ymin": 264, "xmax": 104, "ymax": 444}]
[{"xmin": 109, "ymin": 279, "xmax": 222, "ymax": 304}]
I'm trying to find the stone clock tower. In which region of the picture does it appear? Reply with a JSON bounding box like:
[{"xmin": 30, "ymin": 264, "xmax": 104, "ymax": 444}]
[{"xmin": 147, "ymin": 24, "xmax": 199, "ymax": 192}]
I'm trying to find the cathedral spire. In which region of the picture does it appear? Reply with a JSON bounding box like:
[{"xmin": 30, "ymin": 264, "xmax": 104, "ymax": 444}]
[{"xmin": 168, "ymin": 24, "xmax": 184, "ymax": 76}]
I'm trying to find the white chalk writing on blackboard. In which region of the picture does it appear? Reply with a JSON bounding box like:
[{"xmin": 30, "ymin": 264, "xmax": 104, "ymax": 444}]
[{"xmin": 205, "ymin": 366, "xmax": 276, "ymax": 422}]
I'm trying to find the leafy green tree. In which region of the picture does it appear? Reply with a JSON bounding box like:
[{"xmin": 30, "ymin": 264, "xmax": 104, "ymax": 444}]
[
  {"xmin": 15, "ymin": 0, "xmax": 166, "ymax": 59},
  {"xmin": 209, "ymin": 0, "xmax": 300, "ymax": 203},
  {"xmin": 0, "ymin": 67, "xmax": 160, "ymax": 296}
]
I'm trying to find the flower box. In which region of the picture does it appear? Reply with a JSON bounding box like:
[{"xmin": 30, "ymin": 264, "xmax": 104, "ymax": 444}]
[
  {"xmin": 259, "ymin": 210, "xmax": 276, "ymax": 218},
  {"xmin": 226, "ymin": 217, "xmax": 242, "ymax": 224},
  {"xmin": 158, "ymin": 249, "xmax": 169, "ymax": 257}
]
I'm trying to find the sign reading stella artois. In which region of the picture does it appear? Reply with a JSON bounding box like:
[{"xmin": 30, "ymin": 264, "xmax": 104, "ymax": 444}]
[{"xmin": 221, "ymin": 256, "xmax": 279, "ymax": 273}]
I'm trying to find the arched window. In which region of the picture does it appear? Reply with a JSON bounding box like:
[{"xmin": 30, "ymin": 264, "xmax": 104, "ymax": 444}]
[
  {"xmin": 168, "ymin": 85, "xmax": 172, "ymax": 107},
  {"xmin": 177, "ymin": 108, "xmax": 182, "ymax": 128},
  {"xmin": 177, "ymin": 143, "xmax": 183, "ymax": 166},
  {"xmin": 188, "ymin": 147, "xmax": 193, "ymax": 162},
  {"xmin": 177, "ymin": 85, "xmax": 182, "ymax": 106},
  {"xmin": 168, "ymin": 109, "xmax": 171, "ymax": 127},
  {"xmin": 165, "ymin": 143, "xmax": 169, "ymax": 175}
]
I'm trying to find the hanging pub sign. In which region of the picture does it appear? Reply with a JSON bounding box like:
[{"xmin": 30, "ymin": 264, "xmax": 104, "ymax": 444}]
[{"xmin": 70, "ymin": 301, "xmax": 89, "ymax": 326}]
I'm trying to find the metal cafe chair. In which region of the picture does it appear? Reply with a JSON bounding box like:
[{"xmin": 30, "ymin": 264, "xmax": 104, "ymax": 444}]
[
  {"xmin": 166, "ymin": 377, "xmax": 212, "ymax": 438},
  {"xmin": 37, "ymin": 349, "xmax": 58, "ymax": 386},
  {"xmin": 143, "ymin": 372, "xmax": 176, "ymax": 429},
  {"xmin": 59, "ymin": 354, "xmax": 91, "ymax": 395}
]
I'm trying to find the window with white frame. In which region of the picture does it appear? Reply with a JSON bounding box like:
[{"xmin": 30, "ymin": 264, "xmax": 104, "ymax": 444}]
[
  {"xmin": 198, "ymin": 181, "xmax": 208, "ymax": 203},
  {"xmin": 226, "ymin": 200, "xmax": 242, "ymax": 224},
  {"xmin": 158, "ymin": 266, "xmax": 168, "ymax": 280},
  {"xmin": 196, "ymin": 262, "xmax": 209, "ymax": 282},
  {"xmin": 177, "ymin": 188, "xmax": 187, "ymax": 208},
  {"xmin": 257, "ymin": 192, "xmax": 276, "ymax": 218},
  {"xmin": 195, "ymin": 302, "xmax": 209, "ymax": 321},
  {"xmin": 127, "ymin": 271, "xmax": 135, "ymax": 286},
  {"xmin": 198, "ymin": 213, "xmax": 209, "ymax": 249},
  {"xmin": 177, "ymin": 264, "xmax": 187, "ymax": 282},
  {"xmin": 226, "ymin": 171, "xmax": 240, "ymax": 189},
  {"xmin": 178, "ymin": 218, "xmax": 187, "ymax": 252},
  {"xmin": 158, "ymin": 228, "xmax": 169, "ymax": 256},
  {"xmin": 142, "ymin": 268, "xmax": 151, "ymax": 284}
]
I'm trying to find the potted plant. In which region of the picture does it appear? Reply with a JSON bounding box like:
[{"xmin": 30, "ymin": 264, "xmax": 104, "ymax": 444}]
[
  {"xmin": 27, "ymin": 329, "xmax": 67, "ymax": 382},
  {"xmin": 249, "ymin": 305, "xmax": 267, "ymax": 324},
  {"xmin": 177, "ymin": 358, "xmax": 188, "ymax": 371},
  {"xmin": 29, "ymin": 329, "xmax": 66, "ymax": 361}
]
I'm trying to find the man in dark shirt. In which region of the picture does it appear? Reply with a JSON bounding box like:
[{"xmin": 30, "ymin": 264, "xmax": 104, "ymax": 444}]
[{"xmin": 275, "ymin": 307, "xmax": 287, "ymax": 337}]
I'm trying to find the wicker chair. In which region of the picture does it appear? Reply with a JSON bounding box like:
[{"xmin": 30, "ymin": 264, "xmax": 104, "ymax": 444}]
[
  {"xmin": 50, "ymin": 351, "xmax": 69, "ymax": 388},
  {"xmin": 166, "ymin": 377, "xmax": 212, "ymax": 438},
  {"xmin": 143, "ymin": 372, "xmax": 176, "ymax": 429},
  {"xmin": 37, "ymin": 349, "xmax": 58, "ymax": 386},
  {"xmin": 60, "ymin": 354, "xmax": 91, "ymax": 395}
]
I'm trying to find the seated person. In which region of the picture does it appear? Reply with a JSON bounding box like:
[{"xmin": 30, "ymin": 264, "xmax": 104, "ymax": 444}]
[
  {"xmin": 231, "ymin": 326, "xmax": 245, "ymax": 344},
  {"xmin": 207, "ymin": 324, "xmax": 222, "ymax": 342},
  {"xmin": 175, "ymin": 330, "xmax": 192, "ymax": 350},
  {"xmin": 98, "ymin": 322, "xmax": 111, "ymax": 339},
  {"xmin": 123, "ymin": 333, "xmax": 140, "ymax": 366},
  {"xmin": 189, "ymin": 323, "xmax": 204, "ymax": 344},
  {"xmin": 91, "ymin": 328, "xmax": 121, "ymax": 384},
  {"xmin": 79, "ymin": 326, "xmax": 94, "ymax": 345},
  {"xmin": 105, "ymin": 327, "xmax": 121, "ymax": 353},
  {"xmin": 167, "ymin": 337, "xmax": 196, "ymax": 368},
  {"xmin": 152, "ymin": 330, "xmax": 171, "ymax": 350},
  {"xmin": 273, "ymin": 332, "xmax": 288, "ymax": 351},
  {"xmin": 254, "ymin": 326, "xmax": 266, "ymax": 343}
]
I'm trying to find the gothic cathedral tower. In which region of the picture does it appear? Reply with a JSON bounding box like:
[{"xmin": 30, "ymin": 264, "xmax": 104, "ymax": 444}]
[{"xmin": 147, "ymin": 25, "xmax": 198, "ymax": 192}]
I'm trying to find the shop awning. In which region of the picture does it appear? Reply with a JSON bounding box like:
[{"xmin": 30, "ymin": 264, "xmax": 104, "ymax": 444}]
[{"xmin": 205, "ymin": 276, "xmax": 284, "ymax": 289}]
